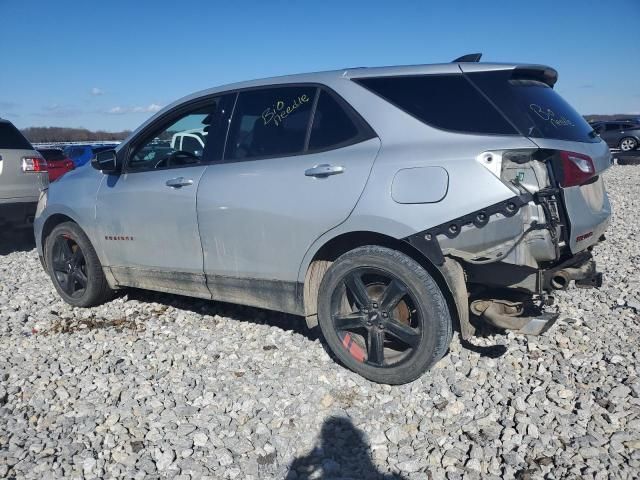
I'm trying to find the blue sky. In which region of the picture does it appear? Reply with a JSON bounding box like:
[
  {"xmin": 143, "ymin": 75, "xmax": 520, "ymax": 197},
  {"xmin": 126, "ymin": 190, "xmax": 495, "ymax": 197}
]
[{"xmin": 1, "ymin": 0, "xmax": 639, "ymax": 131}]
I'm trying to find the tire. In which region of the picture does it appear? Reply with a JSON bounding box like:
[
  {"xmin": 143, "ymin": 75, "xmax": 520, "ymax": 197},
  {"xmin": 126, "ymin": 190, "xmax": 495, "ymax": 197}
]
[
  {"xmin": 317, "ymin": 246, "xmax": 452, "ymax": 384},
  {"xmin": 45, "ymin": 222, "xmax": 113, "ymax": 307},
  {"xmin": 619, "ymin": 137, "xmax": 638, "ymax": 152}
]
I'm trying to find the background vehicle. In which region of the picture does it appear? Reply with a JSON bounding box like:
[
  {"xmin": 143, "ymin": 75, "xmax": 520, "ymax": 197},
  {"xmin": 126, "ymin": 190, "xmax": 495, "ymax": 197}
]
[
  {"xmin": 0, "ymin": 119, "xmax": 48, "ymax": 228},
  {"xmin": 35, "ymin": 58, "xmax": 611, "ymax": 384},
  {"xmin": 171, "ymin": 128, "xmax": 207, "ymax": 156},
  {"xmin": 63, "ymin": 144, "xmax": 119, "ymax": 167},
  {"xmin": 37, "ymin": 148, "xmax": 74, "ymax": 181},
  {"xmin": 592, "ymin": 121, "xmax": 640, "ymax": 151}
]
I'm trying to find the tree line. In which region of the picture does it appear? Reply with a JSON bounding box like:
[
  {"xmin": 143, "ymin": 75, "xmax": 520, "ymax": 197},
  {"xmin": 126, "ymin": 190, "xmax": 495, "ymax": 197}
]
[{"xmin": 21, "ymin": 127, "xmax": 131, "ymax": 143}]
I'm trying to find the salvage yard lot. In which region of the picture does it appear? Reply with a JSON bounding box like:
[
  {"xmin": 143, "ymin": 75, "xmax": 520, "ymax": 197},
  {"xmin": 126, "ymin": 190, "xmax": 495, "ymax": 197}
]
[{"xmin": 1, "ymin": 166, "xmax": 639, "ymax": 479}]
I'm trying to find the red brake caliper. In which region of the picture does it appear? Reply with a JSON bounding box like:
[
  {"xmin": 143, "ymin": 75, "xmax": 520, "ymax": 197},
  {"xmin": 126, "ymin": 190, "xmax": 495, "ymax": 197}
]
[{"xmin": 341, "ymin": 333, "xmax": 366, "ymax": 363}]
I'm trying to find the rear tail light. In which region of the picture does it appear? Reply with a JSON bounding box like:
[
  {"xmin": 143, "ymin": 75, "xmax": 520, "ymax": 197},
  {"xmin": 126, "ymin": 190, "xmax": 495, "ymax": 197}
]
[
  {"xmin": 64, "ymin": 159, "xmax": 75, "ymax": 170},
  {"xmin": 21, "ymin": 156, "xmax": 48, "ymax": 173},
  {"xmin": 559, "ymin": 151, "xmax": 595, "ymax": 187}
]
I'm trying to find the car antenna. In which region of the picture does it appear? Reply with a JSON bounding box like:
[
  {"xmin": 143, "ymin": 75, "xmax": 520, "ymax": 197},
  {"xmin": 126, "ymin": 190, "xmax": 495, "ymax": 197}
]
[{"xmin": 452, "ymin": 53, "xmax": 482, "ymax": 63}]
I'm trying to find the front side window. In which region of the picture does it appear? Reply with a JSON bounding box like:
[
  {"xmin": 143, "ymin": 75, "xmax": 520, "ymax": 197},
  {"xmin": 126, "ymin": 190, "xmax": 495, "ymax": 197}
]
[
  {"xmin": 225, "ymin": 86, "xmax": 315, "ymax": 160},
  {"xmin": 127, "ymin": 94, "xmax": 234, "ymax": 172},
  {"xmin": 604, "ymin": 123, "xmax": 620, "ymax": 132}
]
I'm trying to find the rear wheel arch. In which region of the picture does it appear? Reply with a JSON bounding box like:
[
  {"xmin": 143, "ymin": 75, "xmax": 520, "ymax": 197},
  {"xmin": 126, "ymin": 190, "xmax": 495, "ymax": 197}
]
[{"xmin": 302, "ymin": 231, "xmax": 468, "ymax": 336}]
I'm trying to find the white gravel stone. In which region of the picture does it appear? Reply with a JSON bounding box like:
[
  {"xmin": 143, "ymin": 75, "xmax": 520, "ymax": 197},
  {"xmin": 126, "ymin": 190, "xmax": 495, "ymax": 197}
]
[{"xmin": 0, "ymin": 167, "xmax": 639, "ymax": 479}]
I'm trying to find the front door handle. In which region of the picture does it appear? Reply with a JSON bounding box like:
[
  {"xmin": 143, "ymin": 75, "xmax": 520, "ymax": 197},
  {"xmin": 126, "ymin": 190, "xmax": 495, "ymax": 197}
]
[
  {"xmin": 165, "ymin": 177, "xmax": 194, "ymax": 188},
  {"xmin": 304, "ymin": 164, "xmax": 345, "ymax": 178}
]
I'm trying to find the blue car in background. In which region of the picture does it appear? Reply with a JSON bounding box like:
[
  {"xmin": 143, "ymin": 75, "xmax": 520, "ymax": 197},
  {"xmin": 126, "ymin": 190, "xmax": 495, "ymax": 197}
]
[{"xmin": 63, "ymin": 144, "xmax": 119, "ymax": 167}]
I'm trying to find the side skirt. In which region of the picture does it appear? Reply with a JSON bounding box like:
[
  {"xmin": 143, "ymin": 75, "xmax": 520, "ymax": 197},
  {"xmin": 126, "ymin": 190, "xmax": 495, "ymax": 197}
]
[
  {"xmin": 206, "ymin": 275, "xmax": 304, "ymax": 316},
  {"xmin": 108, "ymin": 266, "xmax": 304, "ymax": 315}
]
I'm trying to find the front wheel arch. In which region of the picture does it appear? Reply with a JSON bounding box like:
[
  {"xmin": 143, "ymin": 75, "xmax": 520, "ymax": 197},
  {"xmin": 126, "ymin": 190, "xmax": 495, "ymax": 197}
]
[{"xmin": 40, "ymin": 213, "xmax": 77, "ymax": 268}]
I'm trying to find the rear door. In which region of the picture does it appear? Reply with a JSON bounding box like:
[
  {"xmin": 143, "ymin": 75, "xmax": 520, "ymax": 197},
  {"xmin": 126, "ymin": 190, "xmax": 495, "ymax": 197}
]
[
  {"xmin": 0, "ymin": 122, "xmax": 47, "ymax": 202},
  {"xmin": 464, "ymin": 67, "xmax": 612, "ymax": 254},
  {"xmin": 197, "ymin": 85, "xmax": 379, "ymax": 309}
]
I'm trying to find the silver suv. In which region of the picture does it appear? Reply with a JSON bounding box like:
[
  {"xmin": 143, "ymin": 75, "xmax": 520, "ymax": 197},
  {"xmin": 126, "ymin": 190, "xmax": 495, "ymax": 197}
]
[
  {"xmin": 0, "ymin": 119, "xmax": 48, "ymax": 228},
  {"xmin": 34, "ymin": 58, "xmax": 611, "ymax": 384}
]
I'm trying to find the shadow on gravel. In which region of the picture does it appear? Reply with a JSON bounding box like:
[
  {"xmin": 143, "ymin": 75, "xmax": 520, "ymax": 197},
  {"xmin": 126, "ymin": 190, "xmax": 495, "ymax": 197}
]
[
  {"xmin": 285, "ymin": 417, "xmax": 407, "ymax": 480},
  {"xmin": 125, "ymin": 288, "xmax": 320, "ymax": 341},
  {"xmin": 0, "ymin": 228, "xmax": 35, "ymax": 255}
]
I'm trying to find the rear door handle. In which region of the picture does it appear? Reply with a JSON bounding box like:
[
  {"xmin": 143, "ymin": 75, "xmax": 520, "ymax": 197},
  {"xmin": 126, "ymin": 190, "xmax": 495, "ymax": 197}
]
[
  {"xmin": 304, "ymin": 164, "xmax": 345, "ymax": 178},
  {"xmin": 165, "ymin": 177, "xmax": 194, "ymax": 188}
]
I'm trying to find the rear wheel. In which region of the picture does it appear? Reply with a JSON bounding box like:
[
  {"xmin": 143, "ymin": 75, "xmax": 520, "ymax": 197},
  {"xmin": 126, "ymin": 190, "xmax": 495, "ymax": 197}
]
[
  {"xmin": 317, "ymin": 246, "xmax": 452, "ymax": 384},
  {"xmin": 45, "ymin": 222, "xmax": 113, "ymax": 307},
  {"xmin": 619, "ymin": 137, "xmax": 638, "ymax": 151}
]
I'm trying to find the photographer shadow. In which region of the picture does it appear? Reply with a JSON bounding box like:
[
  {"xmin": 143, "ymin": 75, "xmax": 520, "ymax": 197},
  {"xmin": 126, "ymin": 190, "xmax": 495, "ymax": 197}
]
[{"xmin": 285, "ymin": 417, "xmax": 407, "ymax": 480}]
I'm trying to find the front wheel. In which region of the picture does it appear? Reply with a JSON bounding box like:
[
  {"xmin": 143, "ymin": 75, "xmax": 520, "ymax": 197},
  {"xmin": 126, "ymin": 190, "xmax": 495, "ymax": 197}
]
[
  {"xmin": 619, "ymin": 137, "xmax": 638, "ymax": 151},
  {"xmin": 45, "ymin": 222, "xmax": 113, "ymax": 307},
  {"xmin": 317, "ymin": 246, "xmax": 452, "ymax": 384}
]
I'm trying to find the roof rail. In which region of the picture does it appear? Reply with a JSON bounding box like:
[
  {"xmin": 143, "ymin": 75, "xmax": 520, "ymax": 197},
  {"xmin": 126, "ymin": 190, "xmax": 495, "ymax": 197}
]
[{"xmin": 452, "ymin": 53, "xmax": 482, "ymax": 63}]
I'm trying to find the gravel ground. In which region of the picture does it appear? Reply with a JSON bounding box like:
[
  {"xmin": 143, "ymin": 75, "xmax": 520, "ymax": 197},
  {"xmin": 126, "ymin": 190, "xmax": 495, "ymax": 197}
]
[{"xmin": 1, "ymin": 166, "xmax": 639, "ymax": 480}]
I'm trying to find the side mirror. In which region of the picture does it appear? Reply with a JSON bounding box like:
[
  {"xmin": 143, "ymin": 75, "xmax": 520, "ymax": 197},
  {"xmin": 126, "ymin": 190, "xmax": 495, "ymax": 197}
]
[{"xmin": 92, "ymin": 149, "xmax": 120, "ymax": 174}]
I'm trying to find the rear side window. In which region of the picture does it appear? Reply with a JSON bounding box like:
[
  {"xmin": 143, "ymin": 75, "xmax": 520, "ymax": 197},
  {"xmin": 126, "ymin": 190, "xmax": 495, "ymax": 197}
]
[
  {"xmin": 0, "ymin": 122, "xmax": 32, "ymax": 149},
  {"xmin": 309, "ymin": 91, "xmax": 361, "ymax": 150},
  {"xmin": 226, "ymin": 86, "xmax": 315, "ymax": 160},
  {"xmin": 354, "ymin": 75, "xmax": 517, "ymax": 135},
  {"xmin": 467, "ymin": 70, "xmax": 599, "ymax": 143}
]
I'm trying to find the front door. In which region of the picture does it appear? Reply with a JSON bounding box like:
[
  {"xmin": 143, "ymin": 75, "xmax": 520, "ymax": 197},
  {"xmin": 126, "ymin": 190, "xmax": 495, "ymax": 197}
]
[{"xmin": 95, "ymin": 95, "xmax": 234, "ymax": 297}]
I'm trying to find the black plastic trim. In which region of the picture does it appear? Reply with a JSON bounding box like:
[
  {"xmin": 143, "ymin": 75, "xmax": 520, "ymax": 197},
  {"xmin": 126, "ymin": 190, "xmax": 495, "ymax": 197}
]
[{"xmin": 402, "ymin": 193, "xmax": 533, "ymax": 266}]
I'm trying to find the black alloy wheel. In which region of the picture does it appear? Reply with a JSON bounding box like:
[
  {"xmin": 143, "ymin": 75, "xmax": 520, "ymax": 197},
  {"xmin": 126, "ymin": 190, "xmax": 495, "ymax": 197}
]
[
  {"xmin": 317, "ymin": 246, "xmax": 452, "ymax": 384},
  {"xmin": 51, "ymin": 234, "xmax": 88, "ymax": 298},
  {"xmin": 45, "ymin": 222, "xmax": 113, "ymax": 307},
  {"xmin": 331, "ymin": 268, "xmax": 422, "ymax": 367}
]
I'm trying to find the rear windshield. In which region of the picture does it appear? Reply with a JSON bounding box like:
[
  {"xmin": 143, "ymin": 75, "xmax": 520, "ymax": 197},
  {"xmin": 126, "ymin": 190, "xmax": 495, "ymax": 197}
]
[
  {"xmin": 0, "ymin": 122, "xmax": 32, "ymax": 150},
  {"xmin": 38, "ymin": 149, "xmax": 66, "ymax": 161},
  {"xmin": 466, "ymin": 70, "xmax": 598, "ymax": 143}
]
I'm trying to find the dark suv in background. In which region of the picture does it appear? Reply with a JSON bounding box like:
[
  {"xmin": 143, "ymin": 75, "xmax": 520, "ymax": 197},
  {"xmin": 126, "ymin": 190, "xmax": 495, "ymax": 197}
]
[{"xmin": 593, "ymin": 121, "xmax": 640, "ymax": 151}]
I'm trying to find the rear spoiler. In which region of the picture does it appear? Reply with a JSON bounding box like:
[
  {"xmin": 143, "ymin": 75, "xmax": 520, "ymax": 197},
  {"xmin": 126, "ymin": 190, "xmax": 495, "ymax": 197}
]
[
  {"xmin": 459, "ymin": 62, "xmax": 559, "ymax": 87},
  {"xmin": 512, "ymin": 65, "xmax": 558, "ymax": 87}
]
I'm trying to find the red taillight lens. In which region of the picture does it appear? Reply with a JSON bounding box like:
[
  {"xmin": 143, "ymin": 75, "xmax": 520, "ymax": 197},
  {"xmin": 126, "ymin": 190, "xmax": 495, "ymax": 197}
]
[
  {"xmin": 64, "ymin": 159, "xmax": 75, "ymax": 170},
  {"xmin": 21, "ymin": 156, "xmax": 48, "ymax": 173},
  {"xmin": 559, "ymin": 151, "xmax": 595, "ymax": 187}
]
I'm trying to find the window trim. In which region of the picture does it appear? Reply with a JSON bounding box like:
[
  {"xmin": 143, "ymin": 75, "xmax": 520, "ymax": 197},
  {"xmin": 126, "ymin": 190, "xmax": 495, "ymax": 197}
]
[
  {"xmin": 353, "ymin": 73, "xmax": 522, "ymax": 137},
  {"xmin": 120, "ymin": 83, "xmax": 377, "ymax": 173}
]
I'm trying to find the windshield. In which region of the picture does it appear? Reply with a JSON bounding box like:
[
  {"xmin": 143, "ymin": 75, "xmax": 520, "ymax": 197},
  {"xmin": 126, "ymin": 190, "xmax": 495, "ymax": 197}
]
[{"xmin": 467, "ymin": 70, "xmax": 599, "ymax": 143}]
